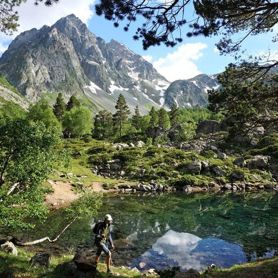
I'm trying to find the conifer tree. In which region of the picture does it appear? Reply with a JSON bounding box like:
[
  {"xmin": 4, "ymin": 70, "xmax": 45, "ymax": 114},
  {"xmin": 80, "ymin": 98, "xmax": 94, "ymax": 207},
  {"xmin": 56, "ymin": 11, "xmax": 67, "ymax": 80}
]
[
  {"xmin": 149, "ymin": 106, "xmax": 158, "ymax": 129},
  {"xmin": 169, "ymin": 103, "xmax": 180, "ymax": 126},
  {"xmin": 93, "ymin": 110, "xmax": 113, "ymax": 139},
  {"xmin": 131, "ymin": 105, "xmax": 141, "ymax": 130},
  {"xmin": 113, "ymin": 94, "xmax": 130, "ymax": 137},
  {"xmin": 67, "ymin": 95, "xmax": 81, "ymax": 111},
  {"xmin": 53, "ymin": 93, "xmax": 66, "ymax": 121},
  {"xmin": 158, "ymin": 108, "xmax": 171, "ymax": 131}
]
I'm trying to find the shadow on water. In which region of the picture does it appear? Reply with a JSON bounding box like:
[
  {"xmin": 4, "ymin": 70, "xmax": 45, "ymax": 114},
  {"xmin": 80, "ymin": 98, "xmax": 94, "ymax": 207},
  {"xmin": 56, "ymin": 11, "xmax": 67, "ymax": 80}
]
[{"xmin": 12, "ymin": 191, "xmax": 278, "ymax": 270}]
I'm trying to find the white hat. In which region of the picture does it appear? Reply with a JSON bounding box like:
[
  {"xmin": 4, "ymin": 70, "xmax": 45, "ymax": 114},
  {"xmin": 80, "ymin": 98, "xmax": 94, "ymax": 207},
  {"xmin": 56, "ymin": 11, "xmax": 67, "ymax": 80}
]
[{"xmin": 105, "ymin": 214, "xmax": 113, "ymax": 221}]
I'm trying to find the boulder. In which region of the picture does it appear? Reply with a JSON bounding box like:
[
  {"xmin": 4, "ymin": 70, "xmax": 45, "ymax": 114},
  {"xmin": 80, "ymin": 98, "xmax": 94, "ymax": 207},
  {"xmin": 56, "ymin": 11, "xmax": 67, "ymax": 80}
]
[
  {"xmin": 113, "ymin": 143, "xmax": 129, "ymax": 150},
  {"xmin": 73, "ymin": 249, "xmax": 96, "ymax": 271},
  {"xmin": 0, "ymin": 241, "xmax": 18, "ymax": 256},
  {"xmin": 217, "ymin": 152, "xmax": 227, "ymax": 160},
  {"xmin": 196, "ymin": 120, "xmax": 221, "ymax": 135},
  {"xmin": 182, "ymin": 161, "xmax": 202, "ymax": 174},
  {"xmin": 247, "ymin": 156, "xmax": 269, "ymax": 169},
  {"xmin": 230, "ymin": 171, "xmax": 245, "ymax": 182},
  {"xmin": 107, "ymin": 159, "xmax": 122, "ymax": 171},
  {"xmin": 118, "ymin": 184, "xmax": 131, "ymax": 189},
  {"xmin": 201, "ymin": 161, "xmax": 209, "ymax": 171},
  {"xmin": 208, "ymin": 182, "xmax": 221, "ymax": 192},
  {"xmin": 183, "ymin": 186, "xmax": 204, "ymax": 193},
  {"xmin": 211, "ymin": 166, "xmax": 225, "ymax": 177},
  {"xmin": 264, "ymin": 184, "xmax": 274, "ymax": 190},
  {"xmin": 55, "ymin": 261, "xmax": 97, "ymax": 277},
  {"xmin": 136, "ymin": 141, "xmax": 145, "ymax": 148},
  {"xmin": 233, "ymin": 157, "xmax": 246, "ymax": 167},
  {"xmin": 30, "ymin": 252, "xmax": 50, "ymax": 268},
  {"xmin": 223, "ymin": 184, "xmax": 232, "ymax": 190}
]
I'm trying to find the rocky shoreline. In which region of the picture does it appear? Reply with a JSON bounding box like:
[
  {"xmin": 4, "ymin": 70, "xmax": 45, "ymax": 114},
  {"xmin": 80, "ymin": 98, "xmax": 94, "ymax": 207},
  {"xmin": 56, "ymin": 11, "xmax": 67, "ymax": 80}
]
[{"xmin": 114, "ymin": 181, "xmax": 278, "ymax": 194}]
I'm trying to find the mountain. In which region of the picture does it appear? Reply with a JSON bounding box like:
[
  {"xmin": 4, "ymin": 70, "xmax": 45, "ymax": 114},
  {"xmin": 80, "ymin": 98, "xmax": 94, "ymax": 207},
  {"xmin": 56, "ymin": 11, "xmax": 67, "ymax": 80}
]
[
  {"xmin": 0, "ymin": 14, "xmax": 219, "ymax": 112},
  {"xmin": 164, "ymin": 74, "xmax": 219, "ymax": 108},
  {"xmin": 0, "ymin": 14, "xmax": 169, "ymax": 113}
]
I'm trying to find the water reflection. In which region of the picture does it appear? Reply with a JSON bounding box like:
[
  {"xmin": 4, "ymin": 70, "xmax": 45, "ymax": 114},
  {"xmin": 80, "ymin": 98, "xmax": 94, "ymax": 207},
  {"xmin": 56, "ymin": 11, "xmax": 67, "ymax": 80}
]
[{"xmin": 133, "ymin": 230, "xmax": 248, "ymax": 271}]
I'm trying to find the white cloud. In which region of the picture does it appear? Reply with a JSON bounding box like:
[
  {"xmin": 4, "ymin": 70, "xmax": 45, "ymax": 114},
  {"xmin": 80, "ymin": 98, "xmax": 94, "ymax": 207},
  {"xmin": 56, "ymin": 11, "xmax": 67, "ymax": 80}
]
[
  {"xmin": 0, "ymin": 0, "xmax": 96, "ymax": 55},
  {"xmin": 16, "ymin": 0, "xmax": 95, "ymax": 33},
  {"xmin": 257, "ymin": 50, "xmax": 278, "ymax": 62},
  {"xmin": 213, "ymin": 46, "xmax": 220, "ymax": 54},
  {"xmin": 142, "ymin": 55, "xmax": 153, "ymax": 63},
  {"xmin": 152, "ymin": 43, "xmax": 207, "ymax": 81}
]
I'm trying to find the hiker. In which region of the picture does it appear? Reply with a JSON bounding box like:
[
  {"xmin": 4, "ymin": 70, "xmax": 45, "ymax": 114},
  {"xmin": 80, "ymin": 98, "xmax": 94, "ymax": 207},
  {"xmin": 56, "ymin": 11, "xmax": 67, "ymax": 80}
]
[{"xmin": 94, "ymin": 214, "xmax": 115, "ymax": 273}]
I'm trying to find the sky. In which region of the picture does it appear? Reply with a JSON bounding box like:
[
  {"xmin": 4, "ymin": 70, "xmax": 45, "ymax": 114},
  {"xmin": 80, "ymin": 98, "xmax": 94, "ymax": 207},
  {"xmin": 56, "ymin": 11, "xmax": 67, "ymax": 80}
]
[{"xmin": 0, "ymin": 0, "xmax": 277, "ymax": 81}]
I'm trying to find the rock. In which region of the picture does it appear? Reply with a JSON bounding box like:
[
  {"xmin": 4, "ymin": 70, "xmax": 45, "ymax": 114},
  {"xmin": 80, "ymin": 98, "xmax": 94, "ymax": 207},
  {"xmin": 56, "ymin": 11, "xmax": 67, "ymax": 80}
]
[
  {"xmin": 73, "ymin": 249, "xmax": 96, "ymax": 271},
  {"xmin": 119, "ymin": 170, "xmax": 126, "ymax": 176},
  {"xmin": 118, "ymin": 184, "xmax": 131, "ymax": 189},
  {"xmin": 265, "ymin": 184, "xmax": 274, "ymax": 190},
  {"xmin": 30, "ymin": 252, "xmax": 50, "ymax": 268},
  {"xmin": 113, "ymin": 143, "xmax": 129, "ymax": 150},
  {"xmin": 139, "ymin": 262, "xmax": 146, "ymax": 269},
  {"xmin": 224, "ymin": 184, "xmax": 232, "ymax": 190},
  {"xmin": 174, "ymin": 268, "xmax": 201, "ymax": 278},
  {"xmin": 247, "ymin": 155, "xmax": 269, "ymax": 169},
  {"xmin": 183, "ymin": 186, "xmax": 204, "ymax": 193},
  {"xmin": 201, "ymin": 161, "xmax": 209, "ymax": 171},
  {"xmin": 136, "ymin": 141, "xmax": 145, "ymax": 148},
  {"xmin": 230, "ymin": 171, "xmax": 245, "ymax": 182},
  {"xmin": 108, "ymin": 159, "xmax": 122, "ymax": 171},
  {"xmin": 208, "ymin": 182, "xmax": 221, "ymax": 192},
  {"xmin": 129, "ymin": 143, "xmax": 135, "ymax": 147},
  {"xmin": 55, "ymin": 261, "xmax": 97, "ymax": 277},
  {"xmin": 124, "ymin": 189, "xmax": 133, "ymax": 193},
  {"xmin": 196, "ymin": 120, "xmax": 221, "ymax": 135},
  {"xmin": 0, "ymin": 241, "xmax": 18, "ymax": 256},
  {"xmin": 211, "ymin": 166, "xmax": 225, "ymax": 177},
  {"xmin": 232, "ymin": 185, "xmax": 238, "ymax": 191},
  {"xmin": 217, "ymin": 152, "xmax": 227, "ymax": 160},
  {"xmin": 233, "ymin": 157, "xmax": 246, "ymax": 167},
  {"xmin": 183, "ymin": 161, "xmax": 202, "ymax": 174}
]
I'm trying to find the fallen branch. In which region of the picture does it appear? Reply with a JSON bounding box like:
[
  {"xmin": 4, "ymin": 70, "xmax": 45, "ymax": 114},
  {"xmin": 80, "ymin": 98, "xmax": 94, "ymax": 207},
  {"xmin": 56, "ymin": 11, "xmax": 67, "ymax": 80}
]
[
  {"xmin": 7, "ymin": 183, "xmax": 20, "ymax": 196},
  {"xmin": 14, "ymin": 217, "xmax": 78, "ymax": 246}
]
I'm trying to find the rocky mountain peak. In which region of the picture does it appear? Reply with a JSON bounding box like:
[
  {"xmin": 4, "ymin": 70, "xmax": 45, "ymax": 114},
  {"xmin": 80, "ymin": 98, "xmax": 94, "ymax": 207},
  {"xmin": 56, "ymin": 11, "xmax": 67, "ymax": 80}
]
[{"xmin": 0, "ymin": 14, "xmax": 218, "ymax": 112}]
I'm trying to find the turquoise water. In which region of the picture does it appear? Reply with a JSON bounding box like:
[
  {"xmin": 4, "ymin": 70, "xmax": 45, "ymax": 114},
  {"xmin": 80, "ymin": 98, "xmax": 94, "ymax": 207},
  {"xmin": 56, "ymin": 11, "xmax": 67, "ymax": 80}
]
[{"xmin": 25, "ymin": 192, "xmax": 278, "ymax": 271}]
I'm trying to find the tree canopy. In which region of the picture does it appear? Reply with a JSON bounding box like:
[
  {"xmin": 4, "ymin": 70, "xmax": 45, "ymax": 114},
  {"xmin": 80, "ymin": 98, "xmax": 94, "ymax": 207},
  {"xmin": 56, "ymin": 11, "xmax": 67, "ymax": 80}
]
[{"xmin": 95, "ymin": 0, "xmax": 278, "ymax": 59}]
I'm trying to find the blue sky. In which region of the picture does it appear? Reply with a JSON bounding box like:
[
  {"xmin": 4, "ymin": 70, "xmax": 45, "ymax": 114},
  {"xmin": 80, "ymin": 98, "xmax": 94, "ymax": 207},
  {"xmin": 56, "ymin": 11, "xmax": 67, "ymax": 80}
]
[{"xmin": 0, "ymin": 0, "xmax": 277, "ymax": 81}]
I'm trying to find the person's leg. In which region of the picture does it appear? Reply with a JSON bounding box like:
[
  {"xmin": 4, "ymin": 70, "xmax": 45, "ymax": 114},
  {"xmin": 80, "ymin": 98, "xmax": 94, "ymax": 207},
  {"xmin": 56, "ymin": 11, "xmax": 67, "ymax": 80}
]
[
  {"xmin": 95, "ymin": 245, "xmax": 102, "ymax": 267},
  {"xmin": 105, "ymin": 252, "xmax": 112, "ymax": 272},
  {"xmin": 101, "ymin": 243, "xmax": 112, "ymax": 272}
]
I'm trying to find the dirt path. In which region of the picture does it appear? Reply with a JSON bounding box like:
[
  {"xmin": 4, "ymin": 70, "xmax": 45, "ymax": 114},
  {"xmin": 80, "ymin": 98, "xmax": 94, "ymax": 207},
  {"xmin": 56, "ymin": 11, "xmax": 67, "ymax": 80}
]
[
  {"xmin": 90, "ymin": 182, "xmax": 106, "ymax": 192},
  {"xmin": 45, "ymin": 180, "xmax": 79, "ymax": 208}
]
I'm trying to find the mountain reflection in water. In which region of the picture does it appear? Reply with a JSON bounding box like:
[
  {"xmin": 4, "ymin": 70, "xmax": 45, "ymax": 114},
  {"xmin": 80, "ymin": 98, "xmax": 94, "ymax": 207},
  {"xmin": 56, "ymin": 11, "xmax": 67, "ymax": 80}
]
[{"xmin": 133, "ymin": 230, "xmax": 248, "ymax": 271}]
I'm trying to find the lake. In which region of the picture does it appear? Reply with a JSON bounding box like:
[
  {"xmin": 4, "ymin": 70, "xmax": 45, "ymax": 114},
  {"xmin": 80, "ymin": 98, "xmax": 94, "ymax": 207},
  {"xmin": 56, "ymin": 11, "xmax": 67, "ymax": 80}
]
[{"xmin": 24, "ymin": 191, "xmax": 278, "ymax": 271}]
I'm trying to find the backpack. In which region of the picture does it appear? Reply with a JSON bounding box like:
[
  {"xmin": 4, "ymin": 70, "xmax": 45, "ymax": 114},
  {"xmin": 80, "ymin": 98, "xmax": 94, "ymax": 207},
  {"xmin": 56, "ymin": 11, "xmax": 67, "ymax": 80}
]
[{"xmin": 93, "ymin": 220, "xmax": 103, "ymax": 234}]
